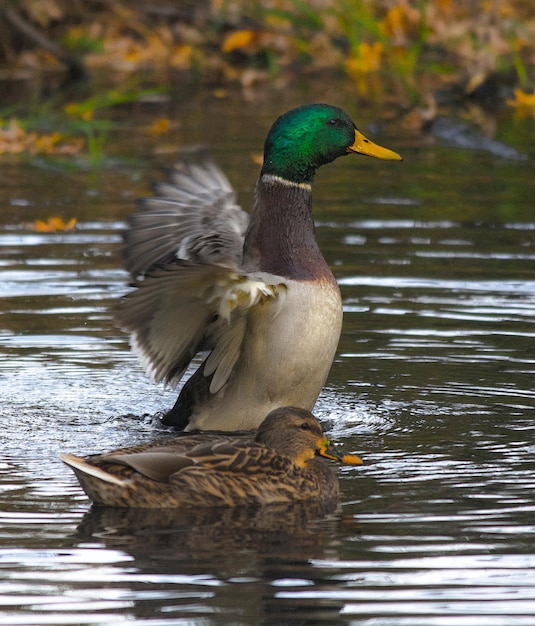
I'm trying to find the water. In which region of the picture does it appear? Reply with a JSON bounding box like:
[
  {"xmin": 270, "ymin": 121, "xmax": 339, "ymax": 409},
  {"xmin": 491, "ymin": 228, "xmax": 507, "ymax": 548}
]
[{"xmin": 0, "ymin": 92, "xmax": 534, "ymax": 625}]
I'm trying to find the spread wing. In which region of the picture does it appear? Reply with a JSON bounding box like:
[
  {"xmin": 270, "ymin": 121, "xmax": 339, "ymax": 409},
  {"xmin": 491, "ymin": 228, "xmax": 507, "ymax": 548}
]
[
  {"xmin": 123, "ymin": 156, "xmax": 249, "ymax": 278},
  {"xmin": 117, "ymin": 154, "xmax": 286, "ymax": 394},
  {"xmin": 116, "ymin": 264, "xmax": 287, "ymax": 392}
]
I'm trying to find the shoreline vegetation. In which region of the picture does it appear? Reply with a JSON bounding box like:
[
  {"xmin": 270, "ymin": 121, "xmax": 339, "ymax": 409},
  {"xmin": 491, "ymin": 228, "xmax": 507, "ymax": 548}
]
[{"xmin": 1, "ymin": 0, "xmax": 535, "ymax": 161}]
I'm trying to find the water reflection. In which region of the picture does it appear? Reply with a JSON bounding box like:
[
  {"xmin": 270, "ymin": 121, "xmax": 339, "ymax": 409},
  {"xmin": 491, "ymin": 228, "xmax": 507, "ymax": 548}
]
[
  {"xmin": 77, "ymin": 500, "xmax": 340, "ymax": 556},
  {"xmin": 4, "ymin": 502, "xmax": 345, "ymax": 624}
]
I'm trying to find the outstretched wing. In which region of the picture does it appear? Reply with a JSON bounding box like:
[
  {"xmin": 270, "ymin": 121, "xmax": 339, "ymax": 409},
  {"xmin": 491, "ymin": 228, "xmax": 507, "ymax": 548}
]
[
  {"xmin": 117, "ymin": 154, "xmax": 282, "ymax": 395},
  {"xmin": 115, "ymin": 264, "xmax": 287, "ymax": 392},
  {"xmin": 123, "ymin": 156, "xmax": 249, "ymax": 277}
]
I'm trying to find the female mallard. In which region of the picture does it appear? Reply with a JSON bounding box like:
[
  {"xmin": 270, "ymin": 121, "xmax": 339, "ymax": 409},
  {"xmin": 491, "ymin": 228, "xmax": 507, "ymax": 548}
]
[
  {"xmin": 117, "ymin": 104, "xmax": 402, "ymax": 431},
  {"xmin": 61, "ymin": 407, "xmax": 362, "ymax": 508}
]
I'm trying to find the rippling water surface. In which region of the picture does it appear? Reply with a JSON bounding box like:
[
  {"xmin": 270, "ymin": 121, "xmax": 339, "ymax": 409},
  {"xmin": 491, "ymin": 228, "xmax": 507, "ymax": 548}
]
[{"xmin": 0, "ymin": 94, "xmax": 534, "ymax": 625}]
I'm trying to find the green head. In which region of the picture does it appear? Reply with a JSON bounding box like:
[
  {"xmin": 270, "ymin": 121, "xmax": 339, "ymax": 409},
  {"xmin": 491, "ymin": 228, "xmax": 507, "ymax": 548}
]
[{"xmin": 261, "ymin": 103, "xmax": 402, "ymax": 184}]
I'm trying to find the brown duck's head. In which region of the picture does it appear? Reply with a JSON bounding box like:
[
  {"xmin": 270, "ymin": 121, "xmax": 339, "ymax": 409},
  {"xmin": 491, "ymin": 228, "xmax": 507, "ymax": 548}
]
[{"xmin": 255, "ymin": 407, "xmax": 363, "ymax": 468}]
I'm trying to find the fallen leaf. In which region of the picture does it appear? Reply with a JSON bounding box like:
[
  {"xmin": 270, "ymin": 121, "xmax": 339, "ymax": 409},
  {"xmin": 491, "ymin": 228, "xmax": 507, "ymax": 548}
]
[{"xmin": 34, "ymin": 217, "xmax": 77, "ymax": 232}]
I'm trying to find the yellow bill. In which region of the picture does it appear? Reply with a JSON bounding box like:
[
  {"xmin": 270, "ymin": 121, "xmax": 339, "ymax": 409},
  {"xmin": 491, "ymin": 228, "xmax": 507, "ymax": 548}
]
[
  {"xmin": 319, "ymin": 440, "xmax": 363, "ymax": 465},
  {"xmin": 348, "ymin": 129, "xmax": 402, "ymax": 161}
]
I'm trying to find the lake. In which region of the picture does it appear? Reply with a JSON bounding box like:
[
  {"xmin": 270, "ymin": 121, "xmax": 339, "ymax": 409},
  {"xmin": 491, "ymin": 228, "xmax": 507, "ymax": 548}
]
[{"xmin": 0, "ymin": 88, "xmax": 534, "ymax": 625}]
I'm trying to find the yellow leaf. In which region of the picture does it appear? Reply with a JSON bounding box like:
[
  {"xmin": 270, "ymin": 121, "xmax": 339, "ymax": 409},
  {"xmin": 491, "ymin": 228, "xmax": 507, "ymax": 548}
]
[
  {"xmin": 507, "ymin": 88, "xmax": 535, "ymax": 107},
  {"xmin": 34, "ymin": 132, "xmax": 62, "ymax": 154},
  {"xmin": 64, "ymin": 218, "xmax": 77, "ymax": 231},
  {"xmin": 380, "ymin": 1, "xmax": 421, "ymax": 46},
  {"xmin": 34, "ymin": 217, "xmax": 77, "ymax": 232},
  {"xmin": 506, "ymin": 89, "xmax": 535, "ymax": 118},
  {"xmin": 346, "ymin": 42, "xmax": 383, "ymax": 75},
  {"xmin": 170, "ymin": 45, "xmax": 193, "ymax": 68},
  {"xmin": 148, "ymin": 118, "xmax": 170, "ymax": 135},
  {"xmin": 222, "ymin": 30, "xmax": 257, "ymax": 53},
  {"xmin": 381, "ymin": 6, "xmax": 406, "ymax": 38}
]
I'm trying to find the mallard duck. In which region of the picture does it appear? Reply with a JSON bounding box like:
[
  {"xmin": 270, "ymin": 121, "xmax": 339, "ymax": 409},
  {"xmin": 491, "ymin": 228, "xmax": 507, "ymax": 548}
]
[
  {"xmin": 61, "ymin": 407, "xmax": 362, "ymax": 508},
  {"xmin": 116, "ymin": 104, "xmax": 402, "ymax": 431}
]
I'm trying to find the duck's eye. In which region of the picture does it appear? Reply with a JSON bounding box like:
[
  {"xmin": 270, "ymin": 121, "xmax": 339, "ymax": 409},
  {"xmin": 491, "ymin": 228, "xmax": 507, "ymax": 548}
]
[
  {"xmin": 327, "ymin": 118, "xmax": 340, "ymax": 127},
  {"xmin": 299, "ymin": 422, "xmax": 310, "ymax": 430}
]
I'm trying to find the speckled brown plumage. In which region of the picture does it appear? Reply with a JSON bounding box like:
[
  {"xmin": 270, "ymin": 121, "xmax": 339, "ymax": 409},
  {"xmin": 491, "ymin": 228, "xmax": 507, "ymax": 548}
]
[{"xmin": 61, "ymin": 407, "xmax": 362, "ymax": 509}]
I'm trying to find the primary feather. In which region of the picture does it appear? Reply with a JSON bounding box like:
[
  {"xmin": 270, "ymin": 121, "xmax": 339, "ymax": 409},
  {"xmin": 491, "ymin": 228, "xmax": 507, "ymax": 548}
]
[{"xmin": 123, "ymin": 158, "xmax": 248, "ymax": 276}]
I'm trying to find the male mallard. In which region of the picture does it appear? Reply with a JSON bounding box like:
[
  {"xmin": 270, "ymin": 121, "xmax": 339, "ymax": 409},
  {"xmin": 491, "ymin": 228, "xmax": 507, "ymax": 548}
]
[
  {"xmin": 61, "ymin": 407, "xmax": 362, "ymax": 508},
  {"xmin": 117, "ymin": 104, "xmax": 402, "ymax": 431}
]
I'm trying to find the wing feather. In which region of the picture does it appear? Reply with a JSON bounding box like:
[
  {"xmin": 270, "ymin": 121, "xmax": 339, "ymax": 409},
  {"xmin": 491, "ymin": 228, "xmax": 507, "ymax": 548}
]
[
  {"xmin": 89, "ymin": 439, "xmax": 282, "ymax": 483},
  {"xmin": 123, "ymin": 157, "xmax": 249, "ymax": 277},
  {"xmin": 118, "ymin": 155, "xmax": 288, "ymax": 397},
  {"xmin": 102, "ymin": 450, "xmax": 196, "ymax": 483},
  {"xmin": 203, "ymin": 316, "xmax": 247, "ymax": 393},
  {"xmin": 116, "ymin": 264, "xmax": 286, "ymax": 390}
]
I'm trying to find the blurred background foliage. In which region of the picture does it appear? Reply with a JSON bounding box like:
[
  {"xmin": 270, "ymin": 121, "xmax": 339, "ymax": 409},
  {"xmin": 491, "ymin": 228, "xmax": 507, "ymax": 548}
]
[{"xmin": 1, "ymin": 0, "xmax": 535, "ymax": 161}]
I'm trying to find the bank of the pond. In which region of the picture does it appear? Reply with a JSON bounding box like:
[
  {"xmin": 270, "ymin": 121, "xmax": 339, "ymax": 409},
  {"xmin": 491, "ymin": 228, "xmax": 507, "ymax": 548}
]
[{"xmin": 1, "ymin": 0, "xmax": 535, "ymax": 152}]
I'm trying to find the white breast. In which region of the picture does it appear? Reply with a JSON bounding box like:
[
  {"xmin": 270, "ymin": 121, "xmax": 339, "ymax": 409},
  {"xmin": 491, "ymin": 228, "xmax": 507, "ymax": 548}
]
[{"xmin": 186, "ymin": 279, "xmax": 343, "ymax": 431}]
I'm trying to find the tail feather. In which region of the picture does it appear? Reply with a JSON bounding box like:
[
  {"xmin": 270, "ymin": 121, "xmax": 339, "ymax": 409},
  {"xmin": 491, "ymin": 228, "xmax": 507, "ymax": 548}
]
[{"xmin": 60, "ymin": 453, "xmax": 126, "ymax": 486}]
